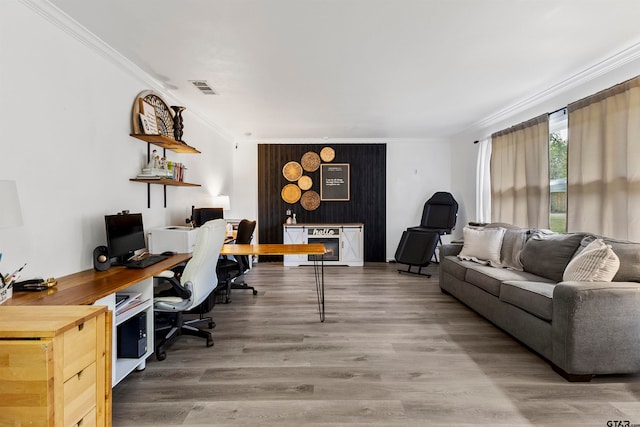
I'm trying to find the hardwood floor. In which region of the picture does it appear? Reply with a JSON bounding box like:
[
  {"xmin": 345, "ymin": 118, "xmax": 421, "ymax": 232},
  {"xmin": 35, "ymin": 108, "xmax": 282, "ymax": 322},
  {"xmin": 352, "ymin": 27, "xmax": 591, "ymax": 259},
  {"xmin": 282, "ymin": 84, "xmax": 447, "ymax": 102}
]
[{"xmin": 112, "ymin": 262, "xmax": 640, "ymax": 426}]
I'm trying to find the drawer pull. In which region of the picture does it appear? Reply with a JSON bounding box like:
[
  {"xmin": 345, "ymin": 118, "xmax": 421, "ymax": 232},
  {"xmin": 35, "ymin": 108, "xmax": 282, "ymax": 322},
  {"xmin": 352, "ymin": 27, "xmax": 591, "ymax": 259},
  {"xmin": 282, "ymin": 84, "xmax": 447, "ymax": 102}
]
[
  {"xmin": 77, "ymin": 369, "xmax": 84, "ymax": 380},
  {"xmin": 78, "ymin": 323, "xmax": 84, "ymax": 331},
  {"xmin": 75, "ymin": 417, "xmax": 84, "ymax": 427}
]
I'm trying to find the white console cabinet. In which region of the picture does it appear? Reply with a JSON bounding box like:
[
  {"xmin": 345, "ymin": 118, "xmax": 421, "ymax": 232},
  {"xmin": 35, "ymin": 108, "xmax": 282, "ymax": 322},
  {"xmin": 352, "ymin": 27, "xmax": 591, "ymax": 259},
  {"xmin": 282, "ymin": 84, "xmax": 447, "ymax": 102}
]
[{"xmin": 283, "ymin": 223, "xmax": 364, "ymax": 266}]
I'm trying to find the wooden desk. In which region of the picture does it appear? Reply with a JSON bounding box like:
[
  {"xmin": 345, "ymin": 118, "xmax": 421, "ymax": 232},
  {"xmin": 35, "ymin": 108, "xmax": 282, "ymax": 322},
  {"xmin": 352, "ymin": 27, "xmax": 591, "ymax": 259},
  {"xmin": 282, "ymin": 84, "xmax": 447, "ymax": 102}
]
[
  {"xmin": 5, "ymin": 253, "xmax": 192, "ymax": 306},
  {"xmin": 220, "ymin": 243, "xmax": 327, "ymax": 322},
  {"xmin": 5, "ymin": 253, "xmax": 191, "ymax": 386}
]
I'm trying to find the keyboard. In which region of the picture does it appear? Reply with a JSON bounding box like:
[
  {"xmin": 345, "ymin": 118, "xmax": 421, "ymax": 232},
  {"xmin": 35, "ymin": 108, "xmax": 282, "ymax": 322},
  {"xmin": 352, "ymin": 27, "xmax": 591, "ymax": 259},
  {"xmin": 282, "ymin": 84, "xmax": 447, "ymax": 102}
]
[{"xmin": 125, "ymin": 254, "xmax": 169, "ymax": 269}]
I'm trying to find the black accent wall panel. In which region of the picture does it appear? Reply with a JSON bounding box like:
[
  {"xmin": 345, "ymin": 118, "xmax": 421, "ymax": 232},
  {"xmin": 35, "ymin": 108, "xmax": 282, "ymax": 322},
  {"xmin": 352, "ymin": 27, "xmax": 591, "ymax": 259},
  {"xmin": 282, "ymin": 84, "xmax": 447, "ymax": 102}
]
[{"xmin": 258, "ymin": 144, "xmax": 386, "ymax": 262}]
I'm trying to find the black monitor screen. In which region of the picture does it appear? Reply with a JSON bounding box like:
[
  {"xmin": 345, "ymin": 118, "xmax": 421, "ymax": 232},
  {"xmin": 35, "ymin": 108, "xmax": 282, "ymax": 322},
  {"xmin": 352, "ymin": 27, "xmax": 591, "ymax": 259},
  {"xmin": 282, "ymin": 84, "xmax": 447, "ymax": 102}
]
[
  {"xmin": 192, "ymin": 207, "xmax": 224, "ymax": 227},
  {"xmin": 105, "ymin": 213, "xmax": 146, "ymax": 261}
]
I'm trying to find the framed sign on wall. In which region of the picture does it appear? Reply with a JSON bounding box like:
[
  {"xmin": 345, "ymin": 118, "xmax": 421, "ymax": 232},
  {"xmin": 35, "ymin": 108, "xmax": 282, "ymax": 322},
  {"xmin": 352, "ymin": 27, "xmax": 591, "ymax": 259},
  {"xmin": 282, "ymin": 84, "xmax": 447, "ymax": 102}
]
[{"xmin": 321, "ymin": 163, "xmax": 350, "ymax": 201}]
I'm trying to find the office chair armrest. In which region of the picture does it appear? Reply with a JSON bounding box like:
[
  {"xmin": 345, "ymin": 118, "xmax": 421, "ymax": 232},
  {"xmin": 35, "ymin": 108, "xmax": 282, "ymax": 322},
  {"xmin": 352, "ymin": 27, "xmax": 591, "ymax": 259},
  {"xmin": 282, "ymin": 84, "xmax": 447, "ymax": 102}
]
[
  {"xmin": 156, "ymin": 270, "xmax": 175, "ymax": 279},
  {"xmin": 154, "ymin": 273, "xmax": 192, "ymax": 299}
]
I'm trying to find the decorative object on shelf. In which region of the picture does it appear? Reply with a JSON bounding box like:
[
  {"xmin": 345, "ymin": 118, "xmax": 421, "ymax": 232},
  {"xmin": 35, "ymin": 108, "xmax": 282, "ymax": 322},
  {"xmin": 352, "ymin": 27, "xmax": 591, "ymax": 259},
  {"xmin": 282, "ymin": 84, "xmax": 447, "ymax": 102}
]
[
  {"xmin": 131, "ymin": 91, "xmax": 174, "ymax": 137},
  {"xmin": 301, "ymin": 151, "xmax": 321, "ymax": 172},
  {"xmin": 300, "ymin": 190, "xmax": 321, "ymax": 211},
  {"xmin": 281, "ymin": 184, "xmax": 302, "ymax": 204},
  {"xmin": 320, "ymin": 146, "xmax": 335, "ymax": 162},
  {"xmin": 171, "ymin": 106, "xmax": 186, "ymax": 141},
  {"xmin": 138, "ymin": 98, "xmax": 159, "ymax": 135},
  {"xmin": 298, "ymin": 175, "xmax": 312, "ymax": 190},
  {"xmin": 282, "ymin": 161, "xmax": 303, "ymax": 182}
]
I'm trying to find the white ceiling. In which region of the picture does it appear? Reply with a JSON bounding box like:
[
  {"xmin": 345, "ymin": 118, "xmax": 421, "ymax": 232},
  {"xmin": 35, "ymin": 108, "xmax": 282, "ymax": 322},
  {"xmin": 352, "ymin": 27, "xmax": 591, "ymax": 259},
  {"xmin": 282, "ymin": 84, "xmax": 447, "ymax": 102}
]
[{"xmin": 49, "ymin": 0, "xmax": 640, "ymax": 140}]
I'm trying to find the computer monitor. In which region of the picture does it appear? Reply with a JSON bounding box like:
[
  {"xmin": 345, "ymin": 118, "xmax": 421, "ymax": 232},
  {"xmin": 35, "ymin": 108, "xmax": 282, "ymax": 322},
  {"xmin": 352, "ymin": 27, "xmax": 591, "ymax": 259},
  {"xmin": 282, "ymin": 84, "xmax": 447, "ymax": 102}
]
[
  {"xmin": 105, "ymin": 213, "xmax": 146, "ymax": 264},
  {"xmin": 191, "ymin": 207, "xmax": 223, "ymax": 227}
]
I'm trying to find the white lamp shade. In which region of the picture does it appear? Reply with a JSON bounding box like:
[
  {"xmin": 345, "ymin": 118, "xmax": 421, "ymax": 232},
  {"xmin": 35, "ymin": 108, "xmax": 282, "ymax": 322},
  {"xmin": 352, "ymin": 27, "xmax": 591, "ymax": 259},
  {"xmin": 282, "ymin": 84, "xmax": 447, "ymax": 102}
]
[
  {"xmin": 212, "ymin": 195, "xmax": 231, "ymax": 211},
  {"xmin": 0, "ymin": 180, "xmax": 23, "ymax": 228}
]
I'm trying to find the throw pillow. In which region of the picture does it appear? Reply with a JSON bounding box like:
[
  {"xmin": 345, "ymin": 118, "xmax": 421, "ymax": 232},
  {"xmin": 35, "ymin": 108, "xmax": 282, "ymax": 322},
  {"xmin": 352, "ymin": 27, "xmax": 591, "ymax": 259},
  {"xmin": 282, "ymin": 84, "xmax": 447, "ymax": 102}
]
[
  {"xmin": 563, "ymin": 238, "xmax": 620, "ymax": 282},
  {"xmin": 457, "ymin": 226, "xmax": 506, "ymax": 266},
  {"xmin": 578, "ymin": 235, "xmax": 640, "ymax": 282},
  {"xmin": 519, "ymin": 232, "xmax": 585, "ymax": 282}
]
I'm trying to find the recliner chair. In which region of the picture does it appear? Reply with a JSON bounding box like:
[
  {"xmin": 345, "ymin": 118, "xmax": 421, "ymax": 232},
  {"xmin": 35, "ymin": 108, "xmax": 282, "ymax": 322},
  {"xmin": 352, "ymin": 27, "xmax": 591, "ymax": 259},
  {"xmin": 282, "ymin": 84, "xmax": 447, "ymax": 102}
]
[
  {"xmin": 395, "ymin": 192, "xmax": 459, "ymax": 275},
  {"xmin": 153, "ymin": 219, "xmax": 226, "ymax": 361},
  {"xmin": 216, "ymin": 219, "xmax": 257, "ymax": 303}
]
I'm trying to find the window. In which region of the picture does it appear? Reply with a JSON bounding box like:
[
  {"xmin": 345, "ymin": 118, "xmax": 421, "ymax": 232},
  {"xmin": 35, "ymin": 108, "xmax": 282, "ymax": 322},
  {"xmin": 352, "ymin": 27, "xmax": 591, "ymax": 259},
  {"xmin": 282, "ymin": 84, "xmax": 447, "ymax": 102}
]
[{"xmin": 548, "ymin": 109, "xmax": 568, "ymax": 232}]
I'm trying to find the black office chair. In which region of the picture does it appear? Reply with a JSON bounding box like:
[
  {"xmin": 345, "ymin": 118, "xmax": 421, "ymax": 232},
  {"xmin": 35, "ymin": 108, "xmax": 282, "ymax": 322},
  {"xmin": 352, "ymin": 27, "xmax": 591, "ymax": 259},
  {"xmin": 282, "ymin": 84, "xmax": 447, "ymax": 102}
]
[
  {"xmin": 216, "ymin": 219, "xmax": 257, "ymax": 303},
  {"xmin": 153, "ymin": 219, "xmax": 226, "ymax": 360}
]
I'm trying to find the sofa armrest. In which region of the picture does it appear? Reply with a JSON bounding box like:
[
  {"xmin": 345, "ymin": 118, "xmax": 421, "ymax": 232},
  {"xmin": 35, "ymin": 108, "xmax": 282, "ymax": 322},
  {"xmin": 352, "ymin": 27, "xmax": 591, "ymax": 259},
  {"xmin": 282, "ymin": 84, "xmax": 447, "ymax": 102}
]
[
  {"xmin": 551, "ymin": 280, "xmax": 640, "ymax": 375},
  {"xmin": 439, "ymin": 243, "xmax": 463, "ymax": 258}
]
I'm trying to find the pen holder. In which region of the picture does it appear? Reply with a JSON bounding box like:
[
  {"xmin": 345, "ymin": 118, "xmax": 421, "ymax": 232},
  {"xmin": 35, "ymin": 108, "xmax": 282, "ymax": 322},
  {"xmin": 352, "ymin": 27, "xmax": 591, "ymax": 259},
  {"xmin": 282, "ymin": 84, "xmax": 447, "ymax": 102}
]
[{"xmin": 0, "ymin": 287, "xmax": 13, "ymax": 305}]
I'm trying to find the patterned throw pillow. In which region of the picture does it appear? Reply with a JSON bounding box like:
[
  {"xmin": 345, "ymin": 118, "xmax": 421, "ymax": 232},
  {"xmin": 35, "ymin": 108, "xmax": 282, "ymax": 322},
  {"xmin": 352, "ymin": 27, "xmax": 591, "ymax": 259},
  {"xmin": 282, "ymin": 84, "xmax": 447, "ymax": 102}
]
[{"xmin": 562, "ymin": 238, "xmax": 620, "ymax": 282}]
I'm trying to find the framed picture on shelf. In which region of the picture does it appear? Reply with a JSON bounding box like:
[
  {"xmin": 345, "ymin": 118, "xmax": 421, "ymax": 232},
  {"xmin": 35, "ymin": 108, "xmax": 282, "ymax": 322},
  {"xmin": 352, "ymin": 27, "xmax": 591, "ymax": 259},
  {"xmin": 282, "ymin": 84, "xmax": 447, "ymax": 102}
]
[
  {"xmin": 138, "ymin": 98, "xmax": 159, "ymax": 135},
  {"xmin": 320, "ymin": 163, "xmax": 350, "ymax": 201}
]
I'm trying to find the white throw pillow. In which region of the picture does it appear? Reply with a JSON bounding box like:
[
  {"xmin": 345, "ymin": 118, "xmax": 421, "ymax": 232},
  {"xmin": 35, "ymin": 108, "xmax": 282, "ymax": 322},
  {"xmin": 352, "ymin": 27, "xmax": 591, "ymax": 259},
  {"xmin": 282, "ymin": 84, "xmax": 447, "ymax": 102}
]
[
  {"xmin": 562, "ymin": 238, "xmax": 620, "ymax": 282},
  {"xmin": 457, "ymin": 226, "xmax": 506, "ymax": 266}
]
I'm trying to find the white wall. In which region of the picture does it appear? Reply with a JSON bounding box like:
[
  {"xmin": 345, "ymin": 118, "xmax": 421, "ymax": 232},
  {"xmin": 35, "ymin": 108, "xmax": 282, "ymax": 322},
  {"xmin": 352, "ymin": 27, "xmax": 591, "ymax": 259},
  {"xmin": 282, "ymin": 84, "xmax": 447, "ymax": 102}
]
[
  {"xmin": 0, "ymin": 1, "xmax": 234, "ymax": 278},
  {"xmin": 231, "ymin": 138, "xmax": 453, "ymax": 261}
]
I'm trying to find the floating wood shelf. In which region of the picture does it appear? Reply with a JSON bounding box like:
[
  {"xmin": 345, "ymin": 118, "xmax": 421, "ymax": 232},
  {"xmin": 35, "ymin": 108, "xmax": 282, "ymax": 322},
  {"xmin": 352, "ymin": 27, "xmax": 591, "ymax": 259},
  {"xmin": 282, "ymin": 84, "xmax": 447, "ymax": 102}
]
[
  {"xmin": 129, "ymin": 178, "xmax": 201, "ymax": 187},
  {"xmin": 130, "ymin": 134, "xmax": 201, "ymax": 153}
]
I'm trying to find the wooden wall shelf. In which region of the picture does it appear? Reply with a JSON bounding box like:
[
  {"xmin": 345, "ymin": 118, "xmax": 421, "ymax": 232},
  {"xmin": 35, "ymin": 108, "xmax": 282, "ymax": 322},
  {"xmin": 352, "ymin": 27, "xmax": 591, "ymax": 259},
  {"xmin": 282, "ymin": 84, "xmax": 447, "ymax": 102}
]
[
  {"xmin": 130, "ymin": 133, "xmax": 201, "ymax": 154},
  {"xmin": 130, "ymin": 178, "xmax": 201, "ymax": 187}
]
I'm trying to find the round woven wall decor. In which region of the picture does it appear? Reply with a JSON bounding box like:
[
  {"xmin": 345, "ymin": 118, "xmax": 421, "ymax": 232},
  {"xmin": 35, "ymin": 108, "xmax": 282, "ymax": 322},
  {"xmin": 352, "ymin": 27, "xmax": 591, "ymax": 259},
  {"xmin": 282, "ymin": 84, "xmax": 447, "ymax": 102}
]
[
  {"xmin": 281, "ymin": 184, "xmax": 302, "ymax": 204},
  {"xmin": 300, "ymin": 190, "xmax": 320, "ymax": 211},
  {"xmin": 282, "ymin": 161, "xmax": 303, "ymax": 181},
  {"xmin": 301, "ymin": 151, "xmax": 321, "ymax": 172},
  {"xmin": 320, "ymin": 146, "xmax": 335, "ymax": 162},
  {"xmin": 298, "ymin": 175, "xmax": 312, "ymax": 190}
]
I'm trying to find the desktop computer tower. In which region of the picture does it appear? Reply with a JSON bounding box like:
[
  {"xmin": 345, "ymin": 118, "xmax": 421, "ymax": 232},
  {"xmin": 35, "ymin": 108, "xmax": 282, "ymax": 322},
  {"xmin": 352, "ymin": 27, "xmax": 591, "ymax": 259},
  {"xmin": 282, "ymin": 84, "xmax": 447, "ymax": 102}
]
[{"xmin": 117, "ymin": 312, "xmax": 147, "ymax": 358}]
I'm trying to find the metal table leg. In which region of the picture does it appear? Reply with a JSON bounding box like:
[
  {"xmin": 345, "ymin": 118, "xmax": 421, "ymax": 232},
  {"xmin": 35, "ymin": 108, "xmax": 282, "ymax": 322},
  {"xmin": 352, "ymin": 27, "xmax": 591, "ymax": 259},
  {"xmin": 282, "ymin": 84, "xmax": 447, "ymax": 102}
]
[{"xmin": 313, "ymin": 254, "xmax": 325, "ymax": 322}]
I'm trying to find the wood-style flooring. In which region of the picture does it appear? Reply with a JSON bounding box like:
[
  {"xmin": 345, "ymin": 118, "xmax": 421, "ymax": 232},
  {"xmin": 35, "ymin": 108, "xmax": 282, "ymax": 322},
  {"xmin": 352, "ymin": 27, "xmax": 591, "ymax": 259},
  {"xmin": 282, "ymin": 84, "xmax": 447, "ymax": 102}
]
[{"xmin": 112, "ymin": 262, "xmax": 640, "ymax": 426}]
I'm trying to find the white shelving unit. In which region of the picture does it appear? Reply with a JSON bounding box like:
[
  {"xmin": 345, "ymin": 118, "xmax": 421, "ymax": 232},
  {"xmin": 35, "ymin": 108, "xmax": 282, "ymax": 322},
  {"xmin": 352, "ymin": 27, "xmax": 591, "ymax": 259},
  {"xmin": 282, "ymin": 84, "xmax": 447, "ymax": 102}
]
[{"xmin": 93, "ymin": 277, "xmax": 154, "ymax": 386}]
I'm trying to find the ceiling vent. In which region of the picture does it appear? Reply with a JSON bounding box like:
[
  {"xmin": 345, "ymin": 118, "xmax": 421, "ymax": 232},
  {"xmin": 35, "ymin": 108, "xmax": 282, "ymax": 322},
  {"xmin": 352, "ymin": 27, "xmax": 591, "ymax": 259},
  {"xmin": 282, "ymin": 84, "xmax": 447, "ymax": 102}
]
[{"xmin": 189, "ymin": 80, "xmax": 216, "ymax": 95}]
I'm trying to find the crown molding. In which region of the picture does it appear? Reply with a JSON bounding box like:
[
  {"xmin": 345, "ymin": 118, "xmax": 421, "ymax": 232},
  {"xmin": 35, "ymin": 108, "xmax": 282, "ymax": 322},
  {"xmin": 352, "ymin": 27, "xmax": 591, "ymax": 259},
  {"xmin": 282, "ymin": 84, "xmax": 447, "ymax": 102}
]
[
  {"xmin": 18, "ymin": 0, "xmax": 234, "ymax": 142},
  {"xmin": 468, "ymin": 41, "xmax": 640, "ymax": 133}
]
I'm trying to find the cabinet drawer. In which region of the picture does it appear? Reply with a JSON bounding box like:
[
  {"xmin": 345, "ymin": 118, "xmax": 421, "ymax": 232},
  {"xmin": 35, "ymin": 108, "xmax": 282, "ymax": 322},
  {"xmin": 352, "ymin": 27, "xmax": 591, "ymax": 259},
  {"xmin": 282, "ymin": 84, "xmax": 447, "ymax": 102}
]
[
  {"xmin": 64, "ymin": 317, "xmax": 97, "ymax": 380},
  {"xmin": 64, "ymin": 362, "xmax": 96, "ymax": 427},
  {"xmin": 70, "ymin": 406, "xmax": 96, "ymax": 427}
]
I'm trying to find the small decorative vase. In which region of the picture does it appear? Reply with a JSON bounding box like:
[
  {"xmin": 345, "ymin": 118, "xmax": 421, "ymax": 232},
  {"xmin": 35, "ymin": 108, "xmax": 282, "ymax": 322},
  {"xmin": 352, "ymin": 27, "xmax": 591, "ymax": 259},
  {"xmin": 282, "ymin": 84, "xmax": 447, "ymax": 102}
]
[{"xmin": 171, "ymin": 106, "xmax": 186, "ymax": 141}]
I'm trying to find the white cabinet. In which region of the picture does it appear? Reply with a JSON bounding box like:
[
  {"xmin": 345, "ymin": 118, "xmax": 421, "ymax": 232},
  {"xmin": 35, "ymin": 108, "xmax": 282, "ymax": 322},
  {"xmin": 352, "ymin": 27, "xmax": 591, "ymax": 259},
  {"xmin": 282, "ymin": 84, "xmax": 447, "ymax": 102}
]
[{"xmin": 283, "ymin": 223, "xmax": 364, "ymax": 266}]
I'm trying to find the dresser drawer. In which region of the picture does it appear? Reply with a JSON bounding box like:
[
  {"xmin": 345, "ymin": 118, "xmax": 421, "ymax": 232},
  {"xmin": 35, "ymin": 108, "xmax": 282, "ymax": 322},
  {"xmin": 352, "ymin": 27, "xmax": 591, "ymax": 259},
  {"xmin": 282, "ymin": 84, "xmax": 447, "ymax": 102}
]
[
  {"xmin": 63, "ymin": 317, "xmax": 97, "ymax": 381},
  {"xmin": 70, "ymin": 406, "xmax": 96, "ymax": 427},
  {"xmin": 64, "ymin": 361, "xmax": 96, "ymax": 427}
]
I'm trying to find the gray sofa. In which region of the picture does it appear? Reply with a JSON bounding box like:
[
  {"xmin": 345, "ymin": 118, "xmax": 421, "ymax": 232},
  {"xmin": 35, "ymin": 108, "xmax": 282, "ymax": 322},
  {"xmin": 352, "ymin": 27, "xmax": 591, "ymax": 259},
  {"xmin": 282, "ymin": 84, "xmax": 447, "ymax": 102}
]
[{"xmin": 439, "ymin": 225, "xmax": 640, "ymax": 381}]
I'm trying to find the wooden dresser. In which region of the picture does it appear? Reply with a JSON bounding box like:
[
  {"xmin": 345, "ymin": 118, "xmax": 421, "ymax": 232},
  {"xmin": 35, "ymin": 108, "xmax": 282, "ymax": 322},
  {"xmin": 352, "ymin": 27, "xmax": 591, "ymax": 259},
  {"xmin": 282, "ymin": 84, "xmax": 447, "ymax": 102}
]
[{"xmin": 0, "ymin": 305, "xmax": 111, "ymax": 426}]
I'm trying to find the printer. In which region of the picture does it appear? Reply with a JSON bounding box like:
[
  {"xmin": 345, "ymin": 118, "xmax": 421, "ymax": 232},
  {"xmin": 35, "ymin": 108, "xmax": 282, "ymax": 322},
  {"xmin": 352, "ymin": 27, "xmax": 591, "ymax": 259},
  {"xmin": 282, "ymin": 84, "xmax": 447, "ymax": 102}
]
[{"xmin": 148, "ymin": 226, "xmax": 198, "ymax": 254}]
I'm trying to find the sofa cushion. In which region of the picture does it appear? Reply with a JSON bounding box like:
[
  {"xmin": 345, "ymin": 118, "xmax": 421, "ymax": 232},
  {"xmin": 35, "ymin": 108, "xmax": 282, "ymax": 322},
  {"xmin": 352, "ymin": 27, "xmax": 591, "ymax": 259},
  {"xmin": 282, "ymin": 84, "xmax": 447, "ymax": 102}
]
[
  {"xmin": 464, "ymin": 264, "xmax": 554, "ymax": 297},
  {"xmin": 563, "ymin": 238, "xmax": 620, "ymax": 282},
  {"xmin": 441, "ymin": 255, "xmax": 474, "ymax": 281},
  {"xmin": 578, "ymin": 235, "xmax": 640, "ymax": 282},
  {"xmin": 519, "ymin": 232, "xmax": 585, "ymax": 282},
  {"xmin": 500, "ymin": 281, "xmax": 555, "ymax": 321},
  {"xmin": 457, "ymin": 226, "xmax": 505, "ymax": 266}
]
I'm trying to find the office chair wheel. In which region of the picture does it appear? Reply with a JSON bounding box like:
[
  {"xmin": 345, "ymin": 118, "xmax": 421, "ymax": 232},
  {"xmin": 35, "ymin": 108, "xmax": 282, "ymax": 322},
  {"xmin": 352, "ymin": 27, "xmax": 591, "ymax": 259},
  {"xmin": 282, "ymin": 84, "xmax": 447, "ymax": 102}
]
[
  {"xmin": 156, "ymin": 351, "xmax": 167, "ymax": 361},
  {"xmin": 208, "ymin": 321, "xmax": 215, "ymax": 329},
  {"xmin": 252, "ymin": 289, "xmax": 258, "ymax": 295},
  {"xmin": 206, "ymin": 337, "xmax": 214, "ymax": 347}
]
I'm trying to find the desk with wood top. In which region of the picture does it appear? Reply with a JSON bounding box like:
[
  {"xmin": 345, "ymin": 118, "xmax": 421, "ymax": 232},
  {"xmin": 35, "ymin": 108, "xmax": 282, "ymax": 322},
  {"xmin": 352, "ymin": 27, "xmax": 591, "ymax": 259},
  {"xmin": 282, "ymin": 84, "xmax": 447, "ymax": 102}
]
[{"xmin": 220, "ymin": 243, "xmax": 327, "ymax": 322}]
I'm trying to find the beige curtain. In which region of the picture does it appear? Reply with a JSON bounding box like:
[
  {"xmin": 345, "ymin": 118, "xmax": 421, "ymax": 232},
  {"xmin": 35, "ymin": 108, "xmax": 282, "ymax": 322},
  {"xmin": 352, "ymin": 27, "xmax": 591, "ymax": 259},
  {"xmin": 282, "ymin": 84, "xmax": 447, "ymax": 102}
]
[
  {"xmin": 490, "ymin": 114, "xmax": 550, "ymax": 228},
  {"xmin": 567, "ymin": 76, "xmax": 640, "ymax": 240}
]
